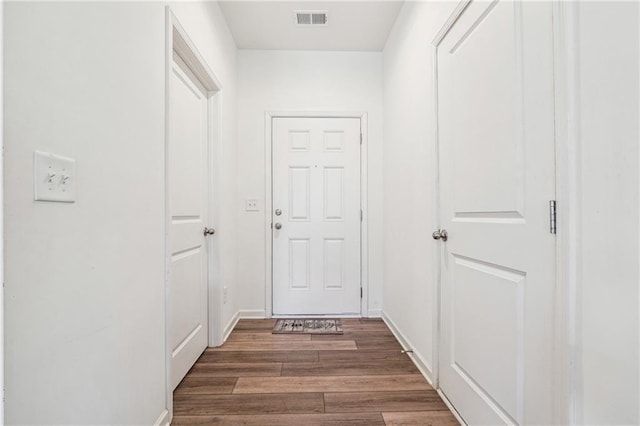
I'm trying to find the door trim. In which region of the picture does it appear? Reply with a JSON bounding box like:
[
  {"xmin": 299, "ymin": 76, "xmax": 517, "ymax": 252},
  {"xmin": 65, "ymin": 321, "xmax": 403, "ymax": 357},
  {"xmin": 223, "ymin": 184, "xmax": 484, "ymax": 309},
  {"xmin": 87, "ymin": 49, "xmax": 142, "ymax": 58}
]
[
  {"xmin": 0, "ymin": 2, "xmax": 4, "ymax": 422},
  {"xmin": 551, "ymin": 2, "xmax": 583, "ymax": 424},
  {"xmin": 164, "ymin": 8, "xmax": 223, "ymax": 422},
  {"xmin": 430, "ymin": 0, "xmax": 471, "ymax": 395},
  {"xmin": 264, "ymin": 111, "xmax": 369, "ymax": 318}
]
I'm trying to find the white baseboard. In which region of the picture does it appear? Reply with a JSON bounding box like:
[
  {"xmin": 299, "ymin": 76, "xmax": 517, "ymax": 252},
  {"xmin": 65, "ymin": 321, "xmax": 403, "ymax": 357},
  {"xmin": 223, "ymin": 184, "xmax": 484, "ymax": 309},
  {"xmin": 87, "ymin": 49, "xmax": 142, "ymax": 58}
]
[
  {"xmin": 236, "ymin": 309, "xmax": 381, "ymax": 319},
  {"xmin": 272, "ymin": 314, "xmax": 361, "ymax": 319},
  {"xmin": 238, "ymin": 309, "xmax": 267, "ymax": 318},
  {"xmin": 437, "ymin": 389, "xmax": 467, "ymax": 425},
  {"xmin": 153, "ymin": 409, "xmax": 169, "ymax": 426},
  {"xmin": 367, "ymin": 309, "xmax": 382, "ymax": 318},
  {"xmin": 382, "ymin": 310, "xmax": 434, "ymax": 386},
  {"xmin": 223, "ymin": 311, "xmax": 240, "ymax": 343}
]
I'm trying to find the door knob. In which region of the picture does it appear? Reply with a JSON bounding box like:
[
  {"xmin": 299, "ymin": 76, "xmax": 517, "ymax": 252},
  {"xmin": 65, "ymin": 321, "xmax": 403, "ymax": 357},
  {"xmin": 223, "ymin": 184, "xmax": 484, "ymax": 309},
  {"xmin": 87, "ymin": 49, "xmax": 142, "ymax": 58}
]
[
  {"xmin": 274, "ymin": 223, "xmax": 282, "ymax": 230},
  {"xmin": 275, "ymin": 209, "xmax": 282, "ymax": 216},
  {"xmin": 204, "ymin": 227, "xmax": 216, "ymax": 236},
  {"xmin": 432, "ymin": 229, "xmax": 448, "ymax": 241}
]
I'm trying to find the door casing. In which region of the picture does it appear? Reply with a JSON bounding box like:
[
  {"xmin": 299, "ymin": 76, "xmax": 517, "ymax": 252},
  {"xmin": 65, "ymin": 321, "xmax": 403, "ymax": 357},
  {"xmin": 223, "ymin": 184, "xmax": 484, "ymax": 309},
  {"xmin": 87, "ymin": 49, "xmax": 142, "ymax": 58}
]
[
  {"xmin": 164, "ymin": 8, "xmax": 224, "ymax": 422},
  {"xmin": 0, "ymin": 3, "xmax": 4, "ymax": 423},
  {"xmin": 264, "ymin": 111, "xmax": 369, "ymax": 318}
]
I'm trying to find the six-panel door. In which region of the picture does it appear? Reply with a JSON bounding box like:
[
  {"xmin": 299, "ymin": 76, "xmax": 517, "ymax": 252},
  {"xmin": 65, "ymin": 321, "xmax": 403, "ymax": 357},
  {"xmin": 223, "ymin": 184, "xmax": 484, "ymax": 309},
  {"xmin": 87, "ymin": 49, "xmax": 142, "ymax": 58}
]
[{"xmin": 272, "ymin": 117, "xmax": 361, "ymax": 315}]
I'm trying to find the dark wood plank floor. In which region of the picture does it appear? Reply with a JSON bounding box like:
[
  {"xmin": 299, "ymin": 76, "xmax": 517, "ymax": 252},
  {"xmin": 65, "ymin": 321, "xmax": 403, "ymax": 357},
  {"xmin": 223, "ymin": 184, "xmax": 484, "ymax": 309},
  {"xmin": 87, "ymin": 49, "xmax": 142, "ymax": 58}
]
[{"xmin": 172, "ymin": 318, "xmax": 459, "ymax": 425}]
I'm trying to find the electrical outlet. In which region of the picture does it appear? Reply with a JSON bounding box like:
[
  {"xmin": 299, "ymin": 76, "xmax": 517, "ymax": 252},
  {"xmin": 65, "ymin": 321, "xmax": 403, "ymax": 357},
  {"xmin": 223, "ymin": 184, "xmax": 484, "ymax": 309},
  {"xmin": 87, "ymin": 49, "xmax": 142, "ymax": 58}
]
[
  {"xmin": 245, "ymin": 199, "xmax": 259, "ymax": 212},
  {"xmin": 223, "ymin": 287, "xmax": 228, "ymax": 304}
]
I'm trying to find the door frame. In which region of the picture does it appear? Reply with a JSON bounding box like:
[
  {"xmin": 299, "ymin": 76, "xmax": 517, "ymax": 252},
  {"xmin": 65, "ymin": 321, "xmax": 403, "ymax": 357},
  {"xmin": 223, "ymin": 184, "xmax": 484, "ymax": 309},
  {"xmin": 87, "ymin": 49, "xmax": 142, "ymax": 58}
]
[
  {"xmin": 550, "ymin": 2, "xmax": 583, "ymax": 424},
  {"xmin": 429, "ymin": 1, "xmax": 581, "ymax": 425},
  {"xmin": 163, "ymin": 8, "xmax": 223, "ymax": 423},
  {"xmin": 0, "ymin": 2, "xmax": 4, "ymax": 422},
  {"xmin": 264, "ymin": 111, "xmax": 369, "ymax": 318}
]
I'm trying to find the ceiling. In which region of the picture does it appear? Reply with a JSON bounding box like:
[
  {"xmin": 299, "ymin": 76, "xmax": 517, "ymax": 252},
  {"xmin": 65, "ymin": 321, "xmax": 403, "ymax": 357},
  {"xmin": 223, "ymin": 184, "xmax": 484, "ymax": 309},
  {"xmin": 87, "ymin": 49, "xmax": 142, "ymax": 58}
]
[{"xmin": 218, "ymin": 1, "xmax": 404, "ymax": 51}]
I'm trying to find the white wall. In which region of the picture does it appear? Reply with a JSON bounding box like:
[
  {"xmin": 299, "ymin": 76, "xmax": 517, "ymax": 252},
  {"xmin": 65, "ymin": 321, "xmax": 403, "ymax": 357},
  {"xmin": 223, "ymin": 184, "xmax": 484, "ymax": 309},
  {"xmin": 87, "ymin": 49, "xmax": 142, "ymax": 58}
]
[
  {"xmin": 381, "ymin": 1, "xmax": 454, "ymax": 380},
  {"xmin": 578, "ymin": 2, "xmax": 639, "ymax": 424},
  {"xmin": 236, "ymin": 50, "xmax": 384, "ymax": 317},
  {"xmin": 3, "ymin": 2, "xmax": 237, "ymax": 424}
]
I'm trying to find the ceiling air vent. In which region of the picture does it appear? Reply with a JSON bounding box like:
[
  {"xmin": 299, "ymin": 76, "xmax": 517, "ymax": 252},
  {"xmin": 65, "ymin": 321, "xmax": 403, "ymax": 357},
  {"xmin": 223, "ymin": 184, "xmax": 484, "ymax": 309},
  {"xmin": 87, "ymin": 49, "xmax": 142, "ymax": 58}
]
[{"xmin": 294, "ymin": 10, "xmax": 329, "ymax": 26}]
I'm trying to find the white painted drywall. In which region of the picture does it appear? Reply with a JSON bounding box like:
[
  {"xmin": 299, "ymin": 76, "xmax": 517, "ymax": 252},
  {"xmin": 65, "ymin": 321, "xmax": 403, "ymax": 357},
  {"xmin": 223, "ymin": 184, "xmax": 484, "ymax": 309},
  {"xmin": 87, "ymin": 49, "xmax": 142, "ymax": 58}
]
[
  {"xmin": 219, "ymin": 1, "xmax": 403, "ymax": 51},
  {"xmin": 236, "ymin": 50, "xmax": 383, "ymax": 317},
  {"xmin": 381, "ymin": 1, "xmax": 455, "ymax": 380},
  {"xmin": 4, "ymin": 2, "xmax": 237, "ymax": 424},
  {"xmin": 4, "ymin": 5, "xmax": 166, "ymax": 422},
  {"xmin": 579, "ymin": 2, "xmax": 639, "ymax": 424}
]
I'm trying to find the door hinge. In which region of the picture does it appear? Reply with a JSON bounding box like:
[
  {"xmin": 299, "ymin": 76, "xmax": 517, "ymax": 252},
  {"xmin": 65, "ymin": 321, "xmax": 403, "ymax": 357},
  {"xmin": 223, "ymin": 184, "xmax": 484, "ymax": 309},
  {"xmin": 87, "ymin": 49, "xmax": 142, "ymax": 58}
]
[
  {"xmin": 549, "ymin": 200, "xmax": 557, "ymax": 234},
  {"xmin": 360, "ymin": 287, "xmax": 363, "ymax": 298},
  {"xmin": 360, "ymin": 210, "xmax": 363, "ymax": 222},
  {"xmin": 360, "ymin": 133, "xmax": 363, "ymax": 145}
]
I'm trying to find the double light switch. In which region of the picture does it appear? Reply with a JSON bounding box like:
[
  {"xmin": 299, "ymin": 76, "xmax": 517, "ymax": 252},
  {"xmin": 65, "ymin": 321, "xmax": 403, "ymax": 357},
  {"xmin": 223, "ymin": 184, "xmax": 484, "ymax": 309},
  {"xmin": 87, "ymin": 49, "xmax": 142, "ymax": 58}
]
[{"xmin": 34, "ymin": 150, "xmax": 76, "ymax": 203}]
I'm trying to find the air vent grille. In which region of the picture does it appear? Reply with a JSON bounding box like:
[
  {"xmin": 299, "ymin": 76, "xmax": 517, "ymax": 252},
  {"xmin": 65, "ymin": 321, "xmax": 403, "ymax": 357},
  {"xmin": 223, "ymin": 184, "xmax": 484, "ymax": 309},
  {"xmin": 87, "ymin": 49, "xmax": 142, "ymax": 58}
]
[
  {"xmin": 295, "ymin": 10, "xmax": 329, "ymax": 26},
  {"xmin": 296, "ymin": 13, "xmax": 311, "ymax": 25},
  {"xmin": 311, "ymin": 13, "xmax": 327, "ymax": 25}
]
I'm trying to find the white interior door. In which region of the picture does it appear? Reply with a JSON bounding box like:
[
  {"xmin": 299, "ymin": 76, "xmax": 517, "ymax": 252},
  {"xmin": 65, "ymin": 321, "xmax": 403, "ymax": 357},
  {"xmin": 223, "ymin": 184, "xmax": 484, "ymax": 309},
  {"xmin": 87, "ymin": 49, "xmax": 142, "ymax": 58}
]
[
  {"xmin": 436, "ymin": 2, "xmax": 556, "ymax": 424},
  {"xmin": 168, "ymin": 52, "xmax": 209, "ymax": 390},
  {"xmin": 272, "ymin": 117, "xmax": 361, "ymax": 316}
]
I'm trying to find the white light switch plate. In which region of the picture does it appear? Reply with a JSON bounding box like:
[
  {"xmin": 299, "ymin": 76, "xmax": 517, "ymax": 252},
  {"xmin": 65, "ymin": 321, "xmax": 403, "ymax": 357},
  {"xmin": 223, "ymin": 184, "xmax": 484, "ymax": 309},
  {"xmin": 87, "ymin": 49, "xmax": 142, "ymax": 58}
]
[
  {"xmin": 34, "ymin": 151, "xmax": 76, "ymax": 203},
  {"xmin": 245, "ymin": 199, "xmax": 259, "ymax": 211}
]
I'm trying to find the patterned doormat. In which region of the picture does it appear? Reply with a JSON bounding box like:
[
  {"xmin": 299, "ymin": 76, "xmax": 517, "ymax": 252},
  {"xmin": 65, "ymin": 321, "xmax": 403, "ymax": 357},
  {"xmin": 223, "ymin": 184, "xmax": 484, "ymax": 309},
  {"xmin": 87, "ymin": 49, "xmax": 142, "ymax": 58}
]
[{"xmin": 272, "ymin": 319, "xmax": 343, "ymax": 335}]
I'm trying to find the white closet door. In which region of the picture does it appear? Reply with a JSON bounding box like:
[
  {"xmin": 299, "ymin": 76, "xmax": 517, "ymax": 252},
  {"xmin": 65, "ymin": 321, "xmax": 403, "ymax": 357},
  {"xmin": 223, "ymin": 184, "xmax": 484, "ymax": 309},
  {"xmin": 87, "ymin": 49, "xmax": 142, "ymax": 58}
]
[
  {"xmin": 437, "ymin": 2, "xmax": 556, "ymax": 424},
  {"xmin": 168, "ymin": 53, "xmax": 209, "ymax": 390}
]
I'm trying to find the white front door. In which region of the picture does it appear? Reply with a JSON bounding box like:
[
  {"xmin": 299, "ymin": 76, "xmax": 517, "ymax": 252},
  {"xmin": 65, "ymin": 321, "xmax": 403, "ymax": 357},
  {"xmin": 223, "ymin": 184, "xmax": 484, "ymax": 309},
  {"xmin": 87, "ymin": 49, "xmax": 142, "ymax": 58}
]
[
  {"xmin": 272, "ymin": 117, "xmax": 361, "ymax": 316},
  {"xmin": 436, "ymin": 2, "xmax": 556, "ymax": 424},
  {"xmin": 168, "ymin": 52, "xmax": 209, "ymax": 390}
]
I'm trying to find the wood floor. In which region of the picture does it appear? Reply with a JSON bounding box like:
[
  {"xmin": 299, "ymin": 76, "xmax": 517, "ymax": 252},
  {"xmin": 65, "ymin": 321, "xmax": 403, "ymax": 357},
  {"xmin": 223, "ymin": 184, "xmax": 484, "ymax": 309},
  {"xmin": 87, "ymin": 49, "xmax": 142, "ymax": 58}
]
[{"xmin": 172, "ymin": 318, "xmax": 459, "ymax": 425}]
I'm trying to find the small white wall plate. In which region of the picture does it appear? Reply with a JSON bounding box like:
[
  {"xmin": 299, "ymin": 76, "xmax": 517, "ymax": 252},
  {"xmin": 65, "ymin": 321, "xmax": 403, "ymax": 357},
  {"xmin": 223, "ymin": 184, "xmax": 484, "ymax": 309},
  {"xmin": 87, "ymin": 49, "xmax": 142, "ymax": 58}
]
[{"xmin": 34, "ymin": 150, "xmax": 77, "ymax": 203}]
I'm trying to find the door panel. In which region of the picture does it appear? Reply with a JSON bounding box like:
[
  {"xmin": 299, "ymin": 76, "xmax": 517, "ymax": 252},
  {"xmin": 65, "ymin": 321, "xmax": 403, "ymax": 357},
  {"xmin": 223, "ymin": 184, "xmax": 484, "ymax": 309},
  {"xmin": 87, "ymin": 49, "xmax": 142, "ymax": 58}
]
[
  {"xmin": 289, "ymin": 167, "xmax": 311, "ymax": 220},
  {"xmin": 437, "ymin": 1, "xmax": 555, "ymax": 424},
  {"xmin": 323, "ymin": 167, "xmax": 344, "ymax": 220},
  {"xmin": 272, "ymin": 117, "xmax": 361, "ymax": 315},
  {"xmin": 168, "ymin": 53, "xmax": 209, "ymax": 390},
  {"xmin": 323, "ymin": 239, "xmax": 344, "ymax": 289}
]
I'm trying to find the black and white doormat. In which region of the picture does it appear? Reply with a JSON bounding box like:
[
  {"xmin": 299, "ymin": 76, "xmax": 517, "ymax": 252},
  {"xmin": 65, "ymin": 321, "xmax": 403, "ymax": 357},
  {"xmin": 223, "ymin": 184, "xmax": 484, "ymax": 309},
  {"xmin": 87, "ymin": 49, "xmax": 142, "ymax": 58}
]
[{"xmin": 272, "ymin": 319, "xmax": 343, "ymax": 335}]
